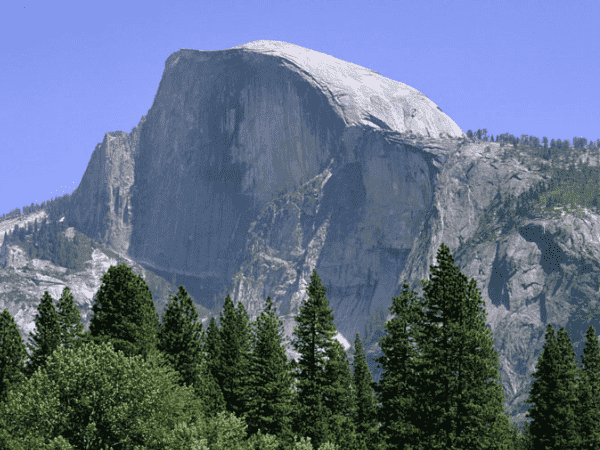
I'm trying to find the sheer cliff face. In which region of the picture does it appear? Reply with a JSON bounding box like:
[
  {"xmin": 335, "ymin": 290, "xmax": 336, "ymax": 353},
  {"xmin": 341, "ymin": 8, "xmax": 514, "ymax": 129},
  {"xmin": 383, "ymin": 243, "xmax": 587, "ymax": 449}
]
[{"xmin": 66, "ymin": 40, "xmax": 464, "ymax": 312}]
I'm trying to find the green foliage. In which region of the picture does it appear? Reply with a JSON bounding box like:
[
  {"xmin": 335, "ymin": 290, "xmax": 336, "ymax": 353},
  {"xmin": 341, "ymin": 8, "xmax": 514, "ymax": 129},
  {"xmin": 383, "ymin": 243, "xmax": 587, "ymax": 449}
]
[
  {"xmin": 574, "ymin": 325, "xmax": 600, "ymax": 448},
  {"xmin": 245, "ymin": 295, "xmax": 297, "ymax": 447},
  {"xmin": 352, "ymin": 333, "xmax": 381, "ymax": 450},
  {"xmin": 202, "ymin": 316, "xmax": 227, "ymax": 417},
  {"xmin": 23, "ymin": 291, "xmax": 62, "ymax": 378},
  {"xmin": 526, "ymin": 325, "xmax": 581, "ymax": 449},
  {"xmin": 214, "ymin": 295, "xmax": 255, "ymax": 420},
  {"xmin": 0, "ymin": 309, "xmax": 28, "ymax": 405},
  {"xmin": 89, "ymin": 263, "xmax": 161, "ymax": 362},
  {"xmin": 0, "ymin": 340, "xmax": 205, "ymax": 450},
  {"xmin": 55, "ymin": 287, "xmax": 85, "ymax": 351},
  {"xmin": 291, "ymin": 269, "xmax": 339, "ymax": 449}
]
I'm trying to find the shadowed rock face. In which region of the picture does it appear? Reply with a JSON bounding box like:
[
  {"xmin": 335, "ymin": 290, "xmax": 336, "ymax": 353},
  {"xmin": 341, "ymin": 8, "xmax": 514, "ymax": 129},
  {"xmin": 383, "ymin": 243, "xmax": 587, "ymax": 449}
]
[{"xmin": 8, "ymin": 40, "xmax": 600, "ymax": 430}]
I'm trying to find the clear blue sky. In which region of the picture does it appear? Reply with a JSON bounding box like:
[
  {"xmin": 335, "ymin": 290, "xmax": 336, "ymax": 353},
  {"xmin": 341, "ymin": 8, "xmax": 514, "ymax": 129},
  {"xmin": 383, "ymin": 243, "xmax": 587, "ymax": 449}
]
[{"xmin": 2, "ymin": 0, "xmax": 598, "ymax": 217}]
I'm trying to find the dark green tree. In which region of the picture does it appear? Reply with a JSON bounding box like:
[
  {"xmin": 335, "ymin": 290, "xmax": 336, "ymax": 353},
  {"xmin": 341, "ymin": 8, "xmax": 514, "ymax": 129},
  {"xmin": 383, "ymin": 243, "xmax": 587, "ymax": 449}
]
[
  {"xmin": 373, "ymin": 282, "xmax": 428, "ymax": 449},
  {"xmin": 352, "ymin": 333, "xmax": 381, "ymax": 450},
  {"xmin": 201, "ymin": 316, "xmax": 226, "ymax": 417},
  {"xmin": 245, "ymin": 295, "xmax": 297, "ymax": 447},
  {"xmin": 543, "ymin": 137, "xmax": 548, "ymax": 148},
  {"xmin": 410, "ymin": 243, "xmax": 513, "ymax": 449},
  {"xmin": 322, "ymin": 338, "xmax": 362, "ymax": 450},
  {"xmin": 562, "ymin": 139, "xmax": 571, "ymax": 150},
  {"xmin": 24, "ymin": 291, "xmax": 62, "ymax": 378},
  {"xmin": 291, "ymin": 269, "xmax": 339, "ymax": 449},
  {"xmin": 214, "ymin": 295, "xmax": 255, "ymax": 421},
  {"xmin": 55, "ymin": 287, "xmax": 84, "ymax": 351},
  {"xmin": 89, "ymin": 263, "xmax": 160, "ymax": 362},
  {"xmin": 526, "ymin": 324, "xmax": 580, "ymax": 449},
  {"xmin": 574, "ymin": 325, "xmax": 600, "ymax": 448},
  {"xmin": 155, "ymin": 285, "xmax": 223, "ymax": 419},
  {"xmin": 467, "ymin": 130, "xmax": 473, "ymax": 139},
  {"xmin": 0, "ymin": 310, "xmax": 28, "ymax": 406}
]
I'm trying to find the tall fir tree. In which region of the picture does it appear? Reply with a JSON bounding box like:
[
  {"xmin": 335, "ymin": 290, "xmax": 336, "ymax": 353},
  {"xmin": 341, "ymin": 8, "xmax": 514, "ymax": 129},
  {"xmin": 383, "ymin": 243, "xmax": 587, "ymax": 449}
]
[
  {"xmin": 55, "ymin": 287, "xmax": 84, "ymax": 351},
  {"xmin": 373, "ymin": 282, "xmax": 428, "ymax": 449},
  {"xmin": 214, "ymin": 295, "xmax": 255, "ymax": 421},
  {"xmin": 322, "ymin": 338, "xmax": 363, "ymax": 450},
  {"xmin": 0, "ymin": 310, "xmax": 28, "ymax": 405},
  {"xmin": 576, "ymin": 325, "xmax": 600, "ymax": 448},
  {"xmin": 409, "ymin": 243, "xmax": 512, "ymax": 449},
  {"xmin": 553, "ymin": 327, "xmax": 581, "ymax": 449},
  {"xmin": 291, "ymin": 268, "xmax": 339, "ymax": 449},
  {"xmin": 200, "ymin": 316, "xmax": 226, "ymax": 417},
  {"xmin": 526, "ymin": 324, "xmax": 580, "ymax": 449},
  {"xmin": 89, "ymin": 263, "xmax": 160, "ymax": 362},
  {"xmin": 244, "ymin": 296, "xmax": 297, "ymax": 447},
  {"xmin": 352, "ymin": 333, "xmax": 381, "ymax": 450},
  {"xmin": 156, "ymin": 284, "xmax": 224, "ymax": 419},
  {"xmin": 24, "ymin": 291, "xmax": 62, "ymax": 378}
]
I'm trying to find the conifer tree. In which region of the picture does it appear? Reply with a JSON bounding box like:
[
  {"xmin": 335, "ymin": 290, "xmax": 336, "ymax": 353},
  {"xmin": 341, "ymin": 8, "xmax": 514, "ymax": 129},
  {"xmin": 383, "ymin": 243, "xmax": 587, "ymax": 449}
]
[
  {"xmin": 55, "ymin": 287, "xmax": 84, "ymax": 351},
  {"xmin": 155, "ymin": 284, "xmax": 224, "ymax": 419},
  {"xmin": 0, "ymin": 309, "xmax": 28, "ymax": 405},
  {"xmin": 201, "ymin": 316, "xmax": 226, "ymax": 417},
  {"xmin": 89, "ymin": 263, "xmax": 160, "ymax": 362},
  {"xmin": 291, "ymin": 269, "xmax": 339, "ymax": 449},
  {"xmin": 244, "ymin": 295, "xmax": 296, "ymax": 447},
  {"xmin": 526, "ymin": 324, "xmax": 580, "ymax": 449},
  {"xmin": 553, "ymin": 327, "xmax": 582, "ymax": 448},
  {"xmin": 322, "ymin": 339, "xmax": 363, "ymax": 450},
  {"xmin": 214, "ymin": 295, "xmax": 255, "ymax": 420},
  {"xmin": 24, "ymin": 291, "xmax": 62, "ymax": 378},
  {"xmin": 374, "ymin": 282, "xmax": 428, "ymax": 449},
  {"xmin": 352, "ymin": 333, "xmax": 381, "ymax": 450},
  {"xmin": 410, "ymin": 243, "xmax": 513, "ymax": 449},
  {"xmin": 576, "ymin": 325, "xmax": 600, "ymax": 448}
]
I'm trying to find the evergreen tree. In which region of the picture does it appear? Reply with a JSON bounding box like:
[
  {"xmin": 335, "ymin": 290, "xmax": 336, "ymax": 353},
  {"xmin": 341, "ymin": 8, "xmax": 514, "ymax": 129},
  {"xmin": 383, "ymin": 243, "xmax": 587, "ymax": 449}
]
[
  {"xmin": 245, "ymin": 295, "xmax": 297, "ymax": 447},
  {"xmin": 155, "ymin": 284, "xmax": 224, "ymax": 420},
  {"xmin": 24, "ymin": 291, "xmax": 62, "ymax": 378},
  {"xmin": 214, "ymin": 295, "xmax": 255, "ymax": 421},
  {"xmin": 352, "ymin": 333, "xmax": 381, "ymax": 450},
  {"xmin": 201, "ymin": 316, "xmax": 226, "ymax": 417},
  {"xmin": 574, "ymin": 325, "xmax": 600, "ymax": 448},
  {"xmin": 322, "ymin": 338, "xmax": 362, "ymax": 450},
  {"xmin": 55, "ymin": 287, "xmax": 84, "ymax": 351},
  {"xmin": 467, "ymin": 130, "xmax": 473, "ymax": 139},
  {"xmin": 89, "ymin": 263, "xmax": 160, "ymax": 362},
  {"xmin": 291, "ymin": 269, "xmax": 339, "ymax": 449},
  {"xmin": 0, "ymin": 310, "xmax": 28, "ymax": 405},
  {"xmin": 526, "ymin": 324, "xmax": 580, "ymax": 449},
  {"xmin": 553, "ymin": 327, "xmax": 581, "ymax": 448},
  {"xmin": 410, "ymin": 243, "xmax": 513, "ymax": 449},
  {"xmin": 373, "ymin": 282, "xmax": 428, "ymax": 449}
]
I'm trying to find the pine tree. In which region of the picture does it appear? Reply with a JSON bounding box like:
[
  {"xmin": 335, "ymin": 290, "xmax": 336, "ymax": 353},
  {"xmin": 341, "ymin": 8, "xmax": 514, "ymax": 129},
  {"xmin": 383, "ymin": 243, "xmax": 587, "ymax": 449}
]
[
  {"xmin": 291, "ymin": 269, "xmax": 339, "ymax": 449},
  {"xmin": 322, "ymin": 339, "xmax": 363, "ymax": 450},
  {"xmin": 156, "ymin": 285, "xmax": 207, "ymax": 398},
  {"xmin": 89, "ymin": 263, "xmax": 160, "ymax": 361},
  {"xmin": 374, "ymin": 281, "xmax": 429, "ymax": 449},
  {"xmin": 526, "ymin": 324, "xmax": 580, "ymax": 449},
  {"xmin": 55, "ymin": 287, "xmax": 84, "ymax": 351},
  {"xmin": 552, "ymin": 327, "xmax": 583, "ymax": 448},
  {"xmin": 0, "ymin": 310, "xmax": 28, "ymax": 405},
  {"xmin": 244, "ymin": 295, "xmax": 296, "ymax": 447},
  {"xmin": 576, "ymin": 325, "xmax": 600, "ymax": 448},
  {"xmin": 213, "ymin": 295, "xmax": 255, "ymax": 421},
  {"xmin": 352, "ymin": 333, "xmax": 381, "ymax": 450},
  {"xmin": 201, "ymin": 316, "xmax": 226, "ymax": 417},
  {"xmin": 24, "ymin": 291, "xmax": 62, "ymax": 378},
  {"xmin": 411, "ymin": 243, "xmax": 512, "ymax": 449}
]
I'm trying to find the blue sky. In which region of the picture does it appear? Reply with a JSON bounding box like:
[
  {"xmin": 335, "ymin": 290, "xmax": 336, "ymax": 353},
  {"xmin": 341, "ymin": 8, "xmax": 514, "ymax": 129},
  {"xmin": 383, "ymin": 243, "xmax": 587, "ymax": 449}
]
[{"xmin": 1, "ymin": 0, "xmax": 598, "ymax": 217}]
